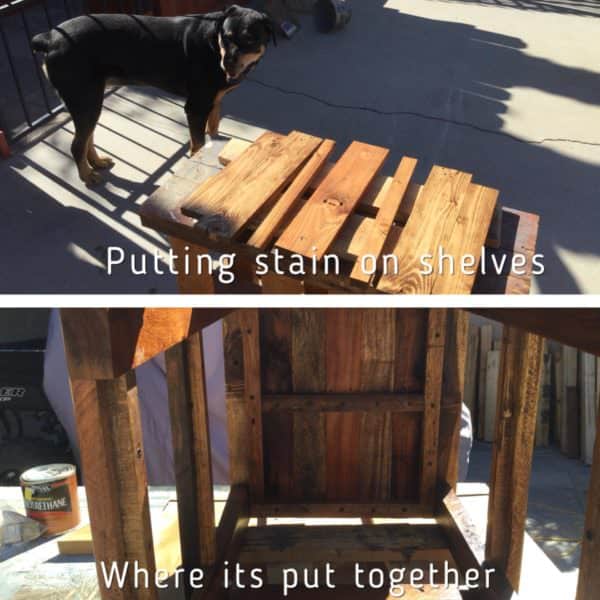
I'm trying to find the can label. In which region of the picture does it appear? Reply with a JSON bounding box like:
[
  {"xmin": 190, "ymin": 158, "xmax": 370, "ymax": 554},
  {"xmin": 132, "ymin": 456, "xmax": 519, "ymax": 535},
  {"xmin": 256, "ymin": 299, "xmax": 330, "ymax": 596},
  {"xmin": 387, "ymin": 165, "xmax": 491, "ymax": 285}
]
[{"xmin": 23, "ymin": 481, "xmax": 72, "ymax": 513}]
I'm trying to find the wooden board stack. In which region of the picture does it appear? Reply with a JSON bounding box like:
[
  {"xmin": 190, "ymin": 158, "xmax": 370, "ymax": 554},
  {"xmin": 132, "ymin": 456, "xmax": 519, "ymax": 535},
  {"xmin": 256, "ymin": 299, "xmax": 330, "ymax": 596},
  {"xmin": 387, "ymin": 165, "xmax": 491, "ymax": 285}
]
[{"xmin": 465, "ymin": 320, "xmax": 599, "ymax": 462}]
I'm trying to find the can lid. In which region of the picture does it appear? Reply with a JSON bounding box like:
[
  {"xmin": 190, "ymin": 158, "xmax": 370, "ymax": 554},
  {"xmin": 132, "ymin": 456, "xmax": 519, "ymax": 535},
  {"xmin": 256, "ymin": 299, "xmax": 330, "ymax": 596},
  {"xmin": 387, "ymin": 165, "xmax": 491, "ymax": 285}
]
[{"xmin": 20, "ymin": 464, "xmax": 76, "ymax": 484}]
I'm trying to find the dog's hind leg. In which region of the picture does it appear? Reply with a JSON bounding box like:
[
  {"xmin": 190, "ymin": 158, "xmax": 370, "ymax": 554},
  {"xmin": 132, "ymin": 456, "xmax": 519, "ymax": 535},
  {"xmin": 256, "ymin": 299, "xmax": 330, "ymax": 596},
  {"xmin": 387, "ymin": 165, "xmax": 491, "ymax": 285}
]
[
  {"xmin": 87, "ymin": 132, "xmax": 114, "ymax": 170},
  {"xmin": 62, "ymin": 83, "xmax": 105, "ymax": 185}
]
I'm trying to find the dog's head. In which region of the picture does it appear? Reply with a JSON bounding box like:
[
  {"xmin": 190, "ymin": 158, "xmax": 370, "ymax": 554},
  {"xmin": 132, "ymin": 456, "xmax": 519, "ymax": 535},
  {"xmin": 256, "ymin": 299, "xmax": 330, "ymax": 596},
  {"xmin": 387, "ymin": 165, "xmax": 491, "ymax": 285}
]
[{"xmin": 218, "ymin": 5, "xmax": 275, "ymax": 83}]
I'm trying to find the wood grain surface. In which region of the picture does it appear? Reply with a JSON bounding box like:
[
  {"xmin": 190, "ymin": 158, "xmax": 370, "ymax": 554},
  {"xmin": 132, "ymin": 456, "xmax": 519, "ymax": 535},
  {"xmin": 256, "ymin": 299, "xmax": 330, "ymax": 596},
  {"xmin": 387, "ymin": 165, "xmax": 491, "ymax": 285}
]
[
  {"xmin": 181, "ymin": 131, "xmax": 322, "ymax": 238},
  {"xmin": 277, "ymin": 142, "xmax": 389, "ymax": 259}
]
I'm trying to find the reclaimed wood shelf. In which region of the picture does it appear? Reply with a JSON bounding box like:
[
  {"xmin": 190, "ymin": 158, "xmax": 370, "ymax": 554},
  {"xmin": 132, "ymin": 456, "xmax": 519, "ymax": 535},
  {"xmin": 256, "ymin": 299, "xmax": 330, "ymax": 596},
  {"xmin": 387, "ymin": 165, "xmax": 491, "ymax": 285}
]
[
  {"xmin": 57, "ymin": 308, "xmax": 600, "ymax": 600},
  {"xmin": 140, "ymin": 131, "xmax": 540, "ymax": 294}
]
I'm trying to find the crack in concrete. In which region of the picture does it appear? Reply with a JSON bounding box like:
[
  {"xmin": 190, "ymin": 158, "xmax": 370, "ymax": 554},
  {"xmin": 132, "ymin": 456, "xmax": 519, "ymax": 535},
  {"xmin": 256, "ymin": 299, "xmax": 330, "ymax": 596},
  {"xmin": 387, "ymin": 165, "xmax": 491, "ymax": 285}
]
[{"xmin": 248, "ymin": 78, "xmax": 600, "ymax": 148}]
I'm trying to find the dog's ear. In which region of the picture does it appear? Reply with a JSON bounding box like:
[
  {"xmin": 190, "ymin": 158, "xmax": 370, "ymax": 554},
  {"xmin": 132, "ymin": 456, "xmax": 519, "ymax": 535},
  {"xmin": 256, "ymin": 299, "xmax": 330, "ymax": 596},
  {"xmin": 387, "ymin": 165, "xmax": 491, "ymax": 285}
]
[{"xmin": 262, "ymin": 12, "xmax": 277, "ymax": 46}]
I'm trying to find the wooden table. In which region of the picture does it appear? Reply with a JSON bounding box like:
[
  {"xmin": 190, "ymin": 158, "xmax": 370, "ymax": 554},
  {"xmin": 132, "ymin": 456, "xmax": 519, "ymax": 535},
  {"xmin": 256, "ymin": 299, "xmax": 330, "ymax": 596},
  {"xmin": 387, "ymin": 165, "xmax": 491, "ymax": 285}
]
[
  {"xmin": 140, "ymin": 131, "xmax": 540, "ymax": 294},
  {"xmin": 58, "ymin": 308, "xmax": 600, "ymax": 600}
]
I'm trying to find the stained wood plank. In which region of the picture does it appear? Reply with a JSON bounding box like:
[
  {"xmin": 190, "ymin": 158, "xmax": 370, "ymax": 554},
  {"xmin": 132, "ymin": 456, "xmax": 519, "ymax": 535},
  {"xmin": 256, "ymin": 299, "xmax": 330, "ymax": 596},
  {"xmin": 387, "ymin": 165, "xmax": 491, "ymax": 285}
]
[
  {"xmin": 219, "ymin": 138, "xmax": 503, "ymax": 249},
  {"xmin": 350, "ymin": 157, "xmax": 417, "ymax": 285},
  {"xmin": 420, "ymin": 309, "xmax": 447, "ymax": 508},
  {"xmin": 393, "ymin": 309, "xmax": 428, "ymax": 393},
  {"xmin": 291, "ymin": 310, "xmax": 327, "ymax": 500},
  {"xmin": 182, "ymin": 131, "xmax": 322, "ymax": 238},
  {"xmin": 391, "ymin": 412, "xmax": 422, "ymax": 502},
  {"xmin": 431, "ymin": 184, "xmax": 498, "ymax": 294},
  {"xmin": 251, "ymin": 502, "xmax": 426, "ymax": 519},
  {"xmin": 223, "ymin": 314, "xmax": 250, "ymax": 486},
  {"xmin": 576, "ymin": 413, "xmax": 600, "ymax": 600},
  {"xmin": 247, "ymin": 139, "xmax": 336, "ymax": 249},
  {"xmin": 238, "ymin": 309, "xmax": 264, "ymax": 501},
  {"xmin": 358, "ymin": 310, "xmax": 394, "ymax": 501},
  {"xmin": 237, "ymin": 524, "xmax": 448, "ymax": 563},
  {"xmin": 377, "ymin": 167, "xmax": 472, "ymax": 294},
  {"xmin": 485, "ymin": 326, "xmax": 544, "ymax": 592},
  {"xmin": 325, "ymin": 310, "xmax": 363, "ymax": 500},
  {"xmin": 277, "ymin": 142, "xmax": 389, "ymax": 260},
  {"xmin": 438, "ymin": 310, "xmax": 468, "ymax": 489},
  {"xmin": 71, "ymin": 376, "xmax": 157, "ymax": 600},
  {"xmin": 262, "ymin": 392, "xmax": 425, "ymax": 412},
  {"xmin": 260, "ymin": 310, "xmax": 294, "ymax": 499}
]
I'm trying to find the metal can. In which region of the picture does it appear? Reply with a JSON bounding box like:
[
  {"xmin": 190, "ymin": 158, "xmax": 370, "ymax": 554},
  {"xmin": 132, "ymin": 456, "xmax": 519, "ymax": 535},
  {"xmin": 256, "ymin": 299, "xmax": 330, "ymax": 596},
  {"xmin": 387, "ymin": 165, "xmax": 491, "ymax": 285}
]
[{"xmin": 20, "ymin": 464, "xmax": 80, "ymax": 536}]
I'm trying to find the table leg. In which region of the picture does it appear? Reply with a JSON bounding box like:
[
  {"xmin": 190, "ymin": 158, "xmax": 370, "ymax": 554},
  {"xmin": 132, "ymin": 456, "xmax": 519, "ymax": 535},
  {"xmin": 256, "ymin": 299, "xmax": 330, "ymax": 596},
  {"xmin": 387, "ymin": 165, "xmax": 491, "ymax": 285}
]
[
  {"xmin": 71, "ymin": 374, "xmax": 157, "ymax": 600},
  {"xmin": 485, "ymin": 327, "xmax": 544, "ymax": 592},
  {"xmin": 165, "ymin": 333, "xmax": 216, "ymax": 598}
]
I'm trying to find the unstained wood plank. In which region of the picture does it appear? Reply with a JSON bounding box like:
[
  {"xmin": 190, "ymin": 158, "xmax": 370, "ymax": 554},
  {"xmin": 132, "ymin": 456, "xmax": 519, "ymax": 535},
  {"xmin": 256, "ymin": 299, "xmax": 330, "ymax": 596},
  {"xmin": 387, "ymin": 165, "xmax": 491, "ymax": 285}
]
[
  {"xmin": 276, "ymin": 141, "xmax": 389, "ymax": 260},
  {"xmin": 181, "ymin": 131, "xmax": 321, "ymax": 238}
]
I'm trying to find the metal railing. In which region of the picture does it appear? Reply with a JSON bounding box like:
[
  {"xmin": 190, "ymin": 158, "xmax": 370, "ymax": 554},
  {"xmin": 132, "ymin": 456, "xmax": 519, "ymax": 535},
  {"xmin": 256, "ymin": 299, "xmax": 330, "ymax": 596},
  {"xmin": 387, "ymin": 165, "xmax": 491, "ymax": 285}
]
[{"xmin": 0, "ymin": 0, "xmax": 156, "ymax": 142}]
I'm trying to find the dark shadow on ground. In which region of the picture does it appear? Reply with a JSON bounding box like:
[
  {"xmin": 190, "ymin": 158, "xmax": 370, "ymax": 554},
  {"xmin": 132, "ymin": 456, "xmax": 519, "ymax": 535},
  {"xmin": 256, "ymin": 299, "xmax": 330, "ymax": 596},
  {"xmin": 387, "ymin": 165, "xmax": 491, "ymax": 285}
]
[{"xmin": 220, "ymin": 0, "xmax": 600, "ymax": 293}]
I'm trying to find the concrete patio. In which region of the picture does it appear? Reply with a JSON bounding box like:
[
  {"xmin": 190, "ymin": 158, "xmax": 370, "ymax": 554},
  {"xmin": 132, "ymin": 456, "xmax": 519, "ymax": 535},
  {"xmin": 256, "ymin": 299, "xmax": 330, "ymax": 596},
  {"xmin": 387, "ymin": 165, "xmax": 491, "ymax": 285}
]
[{"xmin": 2, "ymin": 0, "xmax": 600, "ymax": 292}]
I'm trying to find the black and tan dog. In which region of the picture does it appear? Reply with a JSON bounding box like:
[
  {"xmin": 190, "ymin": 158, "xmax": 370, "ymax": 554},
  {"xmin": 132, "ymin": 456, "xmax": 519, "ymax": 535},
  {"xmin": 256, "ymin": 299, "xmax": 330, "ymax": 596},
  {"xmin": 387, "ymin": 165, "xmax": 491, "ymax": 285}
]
[{"xmin": 32, "ymin": 6, "xmax": 274, "ymax": 184}]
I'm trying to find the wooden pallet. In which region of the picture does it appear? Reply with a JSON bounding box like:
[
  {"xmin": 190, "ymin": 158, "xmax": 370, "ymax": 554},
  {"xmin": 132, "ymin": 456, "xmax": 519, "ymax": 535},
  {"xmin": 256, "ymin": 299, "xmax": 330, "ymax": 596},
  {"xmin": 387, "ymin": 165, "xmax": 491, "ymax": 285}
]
[{"xmin": 140, "ymin": 130, "xmax": 540, "ymax": 294}]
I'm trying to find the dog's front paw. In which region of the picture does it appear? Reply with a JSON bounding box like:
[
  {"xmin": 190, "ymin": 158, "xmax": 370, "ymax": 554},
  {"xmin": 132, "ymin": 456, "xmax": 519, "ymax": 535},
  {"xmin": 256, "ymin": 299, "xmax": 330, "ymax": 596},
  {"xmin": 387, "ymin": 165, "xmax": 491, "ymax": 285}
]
[
  {"xmin": 81, "ymin": 169, "xmax": 103, "ymax": 186},
  {"xmin": 91, "ymin": 155, "xmax": 115, "ymax": 170}
]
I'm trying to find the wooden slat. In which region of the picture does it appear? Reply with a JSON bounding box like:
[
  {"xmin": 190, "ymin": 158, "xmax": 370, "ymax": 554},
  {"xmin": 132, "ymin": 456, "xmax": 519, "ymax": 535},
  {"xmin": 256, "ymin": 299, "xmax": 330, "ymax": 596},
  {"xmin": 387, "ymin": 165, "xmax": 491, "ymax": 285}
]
[
  {"xmin": 391, "ymin": 413, "xmax": 422, "ymax": 502},
  {"xmin": 181, "ymin": 131, "xmax": 322, "ymax": 238},
  {"xmin": 247, "ymin": 139, "xmax": 336, "ymax": 249},
  {"xmin": 420, "ymin": 309, "xmax": 447, "ymax": 508},
  {"xmin": 219, "ymin": 139, "xmax": 505, "ymax": 250},
  {"xmin": 238, "ymin": 309, "xmax": 264, "ymax": 501},
  {"xmin": 277, "ymin": 141, "xmax": 389, "ymax": 260},
  {"xmin": 485, "ymin": 326, "xmax": 544, "ymax": 591},
  {"xmin": 431, "ymin": 184, "xmax": 498, "ymax": 294},
  {"xmin": 437, "ymin": 310, "xmax": 468, "ymax": 489},
  {"xmin": 484, "ymin": 348, "xmax": 500, "ymax": 442},
  {"xmin": 262, "ymin": 392, "xmax": 425, "ymax": 412},
  {"xmin": 437, "ymin": 490, "xmax": 507, "ymax": 600},
  {"xmin": 291, "ymin": 310, "xmax": 327, "ymax": 500},
  {"xmin": 325, "ymin": 310, "xmax": 363, "ymax": 501},
  {"xmin": 535, "ymin": 344, "xmax": 551, "ymax": 447},
  {"xmin": 477, "ymin": 324, "xmax": 493, "ymax": 440},
  {"xmin": 165, "ymin": 333, "xmax": 216, "ymax": 577},
  {"xmin": 237, "ymin": 523, "xmax": 448, "ymax": 563},
  {"xmin": 464, "ymin": 322, "xmax": 479, "ymax": 419},
  {"xmin": 223, "ymin": 314, "xmax": 250, "ymax": 486},
  {"xmin": 350, "ymin": 157, "xmax": 417, "ymax": 284},
  {"xmin": 260, "ymin": 310, "xmax": 294, "ymax": 499},
  {"xmin": 377, "ymin": 167, "xmax": 472, "ymax": 294},
  {"xmin": 251, "ymin": 502, "xmax": 428, "ymax": 519},
  {"xmin": 71, "ymin": 376, "xmax": 157, "ymax": 600},
  {"xmin": 576, "ymin": 413, "xmax": 600, "ymax": 600},
  {"xmin": 359, "ymin": 309, "xmax": 395, "ymax": 500}
]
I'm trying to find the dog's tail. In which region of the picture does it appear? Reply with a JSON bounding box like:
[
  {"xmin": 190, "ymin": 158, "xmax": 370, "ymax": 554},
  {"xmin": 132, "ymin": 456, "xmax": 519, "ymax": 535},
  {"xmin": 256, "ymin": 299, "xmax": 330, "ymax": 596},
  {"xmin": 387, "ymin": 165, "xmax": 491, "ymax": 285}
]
[{"xmin": 32, "ymin": 31, "xmax": 52, "ymax": 53}]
